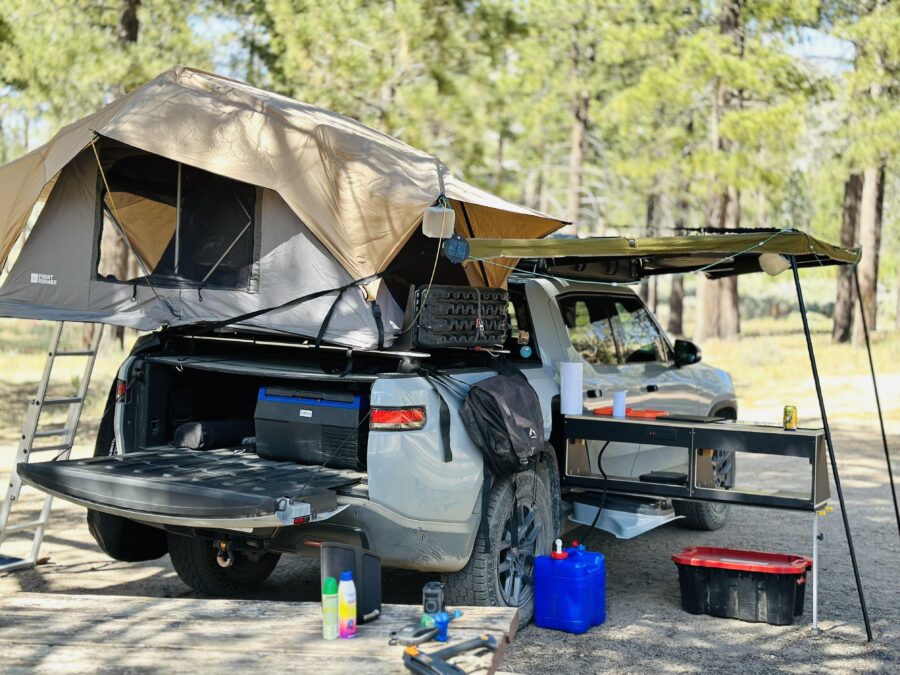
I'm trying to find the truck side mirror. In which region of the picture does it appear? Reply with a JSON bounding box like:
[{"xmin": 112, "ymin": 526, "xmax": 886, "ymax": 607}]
[{"xmin": 673, "ymin": 339, "xmax": 702, "ymax": 366}]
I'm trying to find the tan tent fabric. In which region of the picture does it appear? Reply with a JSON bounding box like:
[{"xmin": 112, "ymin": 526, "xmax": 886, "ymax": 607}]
[
  {"xmin": 0, "ymin": 142, "xmax": 405, "ymax": 347},
  {"xmin": 449, "ymin": 198, "xmax": 559, "ymax": 288},
  {"xmin": 0, "ymin": 66, "xmax": 564, "ymax": 285}
]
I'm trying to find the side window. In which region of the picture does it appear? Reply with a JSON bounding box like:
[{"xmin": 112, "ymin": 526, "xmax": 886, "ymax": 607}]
[
  {"xmin": 505, "ymin": 285, "xmax": 540, "ymax": 361},
  {"xmin": 612, "ymin": 297, "xmax": 669, "ymax": 363},
  {"xmin": 559, "ymin": 296, "xmax": 619, "ymax": 366}
]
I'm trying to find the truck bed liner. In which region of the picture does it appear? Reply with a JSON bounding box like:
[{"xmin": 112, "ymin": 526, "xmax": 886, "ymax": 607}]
[{"xmin": 18, "ymin": 449, "xmax": 364, "ymax": 522}]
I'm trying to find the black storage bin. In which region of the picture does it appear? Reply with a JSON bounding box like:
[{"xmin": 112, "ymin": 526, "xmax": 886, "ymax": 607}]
[
  {"xmin": 254, "ymin": 386, "xmax": 368, "ymax": 469},
  {"xmin": 672, "ymin": 546, "xmax": 812, "ymax": 626}
]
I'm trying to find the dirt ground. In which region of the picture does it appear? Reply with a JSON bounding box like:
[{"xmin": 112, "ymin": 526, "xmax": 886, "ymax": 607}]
[{"xmin": 1, "ymin": 425, "xmax": 898, "ymax": 673}]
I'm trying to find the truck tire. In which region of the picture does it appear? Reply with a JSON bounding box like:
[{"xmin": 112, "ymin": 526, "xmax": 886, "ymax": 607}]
[
  {"xmin": 167, "ymin": 533, "xmax": 280, "ymax": 596},
  {"xmin": 536, "ymin": 449, "xmax": 562, "ymax": 539},
  {"xmin": 674, "ymin": 448, "xmax": 735, "ymax": 531},
  {"xmin": 86, "ymin": 386, "xmax": 168, "ymax": 562},
  {"xmin": 442, "ymin": 470, "xmax": 554, "ymax": 624},
  {"xmin": 673, "ymin": 500, "xmax": 730, "ymax": 531}
]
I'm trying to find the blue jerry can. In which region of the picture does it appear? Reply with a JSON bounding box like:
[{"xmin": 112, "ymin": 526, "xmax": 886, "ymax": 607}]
[{"xmin": 533, "ymin": 539, "xmax": 606, "ymax": 634}]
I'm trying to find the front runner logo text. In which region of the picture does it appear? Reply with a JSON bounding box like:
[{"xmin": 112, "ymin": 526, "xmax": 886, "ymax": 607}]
[{"xmin": 30, "ymin": 273, "xmax": 57, "ymax": 286}]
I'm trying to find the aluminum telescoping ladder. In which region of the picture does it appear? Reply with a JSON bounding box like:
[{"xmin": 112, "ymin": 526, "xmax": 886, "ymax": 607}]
[{"xmin": 0, "ymin": 322, "xmax": 103, "ymax": 572}]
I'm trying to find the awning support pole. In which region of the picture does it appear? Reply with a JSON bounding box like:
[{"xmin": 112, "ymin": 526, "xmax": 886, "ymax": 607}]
[
  {"xmin": 791, "ymin": 256, "xmax": 872, "ymax": 641},
  {"xmin": 812, "ymin": 511, "xmax": 819, "ymax": 634},
  {"xmin": 853, "ymin": 267, "xmax": 900, "ymax": 543}
]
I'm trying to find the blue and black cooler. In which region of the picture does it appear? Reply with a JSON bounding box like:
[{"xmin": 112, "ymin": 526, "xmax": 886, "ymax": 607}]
[{"xmin": 254, "ymin": 386, "xmax": 368, "ymax": 469}]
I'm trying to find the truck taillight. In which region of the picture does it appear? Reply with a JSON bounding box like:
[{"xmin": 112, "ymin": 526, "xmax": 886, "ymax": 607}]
[
  {"xmin": 115, "ymin": 378, "xmax": 127, "ymax": 401},
  {"xmin": 370, "ymin": 407, "xmax": 426, "ymax": 431}
]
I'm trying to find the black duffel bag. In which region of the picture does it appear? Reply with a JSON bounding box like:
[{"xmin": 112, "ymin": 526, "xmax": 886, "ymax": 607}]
[
  {"xmin": 173, "ymin": 419, "xmax": 255, "ymax": 450},
  {"xmin": 460, "ymin": 365, "xmax": 545, "ymax": 476}
]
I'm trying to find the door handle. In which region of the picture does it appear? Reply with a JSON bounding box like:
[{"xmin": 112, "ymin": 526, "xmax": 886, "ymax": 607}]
[{"xmin": 645, "ymin": 384, "xmax": 659, "ymax": 393}]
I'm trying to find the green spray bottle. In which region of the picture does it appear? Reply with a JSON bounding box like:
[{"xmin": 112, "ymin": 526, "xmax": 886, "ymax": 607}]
[{"xmin": 322, "ymin": 576, "xmax": 339, "ymax": 640}]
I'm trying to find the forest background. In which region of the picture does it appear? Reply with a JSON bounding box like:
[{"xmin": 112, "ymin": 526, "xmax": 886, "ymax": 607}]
[{"xmin": 0, "ymin": 0, "xmax": 897, "ymax": 346}]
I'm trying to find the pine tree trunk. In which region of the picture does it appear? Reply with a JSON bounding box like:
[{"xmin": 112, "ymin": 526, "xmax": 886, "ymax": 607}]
[
  {"xmin": 695, "ymin": 270, "xmax": 721, "ymax": 342},
  {"xmin": 832, "ymin": 173, "xmax": 862, "ymax": 342},
  {"xmin": 567, "ymin": 92, "xmax": 588, "ymax": 227},
  {"xmin": 696, "ymin": 0, "xmax": 742, "ymax": 343},
  {"xmin": 668, "ymin": 276, "xmax": 684, "ymax": 336},
  {"xmin": 716, "ymin": 1, "xmax": 742, "ymax": 340},
  {"xmin": 696, "ymin": 189, "xmax": 723, "ymax": 341},
  {"xmin": 852, "ymin": 165, "xmax": 883, "ymax": 345},
  {"xmin": 643, "ymin": 193, "xmax": 659, "ymax": 311},
  {"xmin": 895, "ymin": 265, "xmax": 900, "ymax": 330},
  {"xmin": 538, "ymin": 154, "xmax": 551, "ymax": 214},
  {"xmin": 719, "ymin": 186, "xmax": 740, "ymax": 338},
  {"xmin": 493, "ymin": 131, "xmax": 504, "ymax": 191},
  {"xmin": 90, "ymin": 0, "xmax": 141, "ymax": 349},
  {"xmin": 668, "ymin": 139, "xmax": 692, "ymax": 338}
]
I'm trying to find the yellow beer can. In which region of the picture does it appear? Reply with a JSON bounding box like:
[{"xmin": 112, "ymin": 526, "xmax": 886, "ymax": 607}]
[{"xmin": 783, "ymin": 405, "xmax": 798, "ymax": 431}]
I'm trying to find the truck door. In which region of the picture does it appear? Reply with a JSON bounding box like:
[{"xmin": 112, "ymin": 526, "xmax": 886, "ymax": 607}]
[
  {"xmin": 608, "ymin": 295, "xmax": 702, "ymax": 416},
  {"xmin": 607, "ymin": 294, "xmax": 701, "ymax": 476},
  {"xmin": 556, "ymin": 294, "xmax": 637, "ymax": 478}
]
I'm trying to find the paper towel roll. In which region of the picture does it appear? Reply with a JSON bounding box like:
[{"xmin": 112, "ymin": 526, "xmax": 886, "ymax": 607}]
[
  {"xmin": 560, "ymin": 362, "xmax": 583, "ymax": 416},
  {"xmin": 612, "ymin": 390, "xmax": 627, "ymax": 418}
]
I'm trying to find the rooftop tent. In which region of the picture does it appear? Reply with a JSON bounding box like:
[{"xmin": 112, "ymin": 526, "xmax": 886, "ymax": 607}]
[
  {"xmin": 0, "ymin": 66, "xmax": 564, "ymax": 348},
  {"xmin": 466, "ymin": 231, "xmax": 860, "ymax": 281}
]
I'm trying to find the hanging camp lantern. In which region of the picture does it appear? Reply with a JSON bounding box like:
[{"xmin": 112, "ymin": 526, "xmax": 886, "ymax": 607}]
[{"xmin": 422, "ymin": 197, "xmax": 456, "ymax": 239}]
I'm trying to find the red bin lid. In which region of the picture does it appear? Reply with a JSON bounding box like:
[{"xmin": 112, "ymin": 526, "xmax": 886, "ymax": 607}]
[{"xmin": 671, "ymin": 546, "xmax": 812, "ymax": 575}]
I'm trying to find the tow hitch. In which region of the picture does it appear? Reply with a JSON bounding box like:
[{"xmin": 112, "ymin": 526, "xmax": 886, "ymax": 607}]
[{"xmin": 214, "ymin": 539, "xmax": 235, "ymax": 568}]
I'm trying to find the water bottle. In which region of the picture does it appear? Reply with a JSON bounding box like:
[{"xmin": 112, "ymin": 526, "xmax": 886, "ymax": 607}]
[{"xmin": 338, "ymin": 570, "xmax": 357, "ymax": 639}]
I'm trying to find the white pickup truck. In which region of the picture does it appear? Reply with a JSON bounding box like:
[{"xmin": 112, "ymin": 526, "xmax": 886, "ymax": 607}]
[{"xmin": 19, "ymin": 276, "xmax": 736, "ymax": 619}]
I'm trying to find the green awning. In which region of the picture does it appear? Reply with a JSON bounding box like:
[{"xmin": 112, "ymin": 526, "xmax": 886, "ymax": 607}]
[{"xmin": 466, "ymin": 230, "xmax": 860, "ymax": 281}]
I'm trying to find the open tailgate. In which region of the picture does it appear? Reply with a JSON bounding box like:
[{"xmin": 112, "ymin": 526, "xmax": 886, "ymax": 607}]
[{"xmin": 18, "ymin": 449, "xmax": 364, "ymax": 528}]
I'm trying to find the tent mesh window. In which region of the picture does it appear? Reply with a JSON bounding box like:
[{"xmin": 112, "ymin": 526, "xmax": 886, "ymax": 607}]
[{"xmin": 95, "ymin": 144, "xmax": 257, "ymax": 290}]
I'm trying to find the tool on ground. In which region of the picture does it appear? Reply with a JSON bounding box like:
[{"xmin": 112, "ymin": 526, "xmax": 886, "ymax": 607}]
[
  {"xmin": 0, "ymin": 322, "xmax": 102, "ymax": 573},
  {"xmin": 389, "ymin": 624, "xmax": 440, "ymax": 646},
  {"xmin": 402, "ymin": 634, "xmax": 497, "ymax": 675}
]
